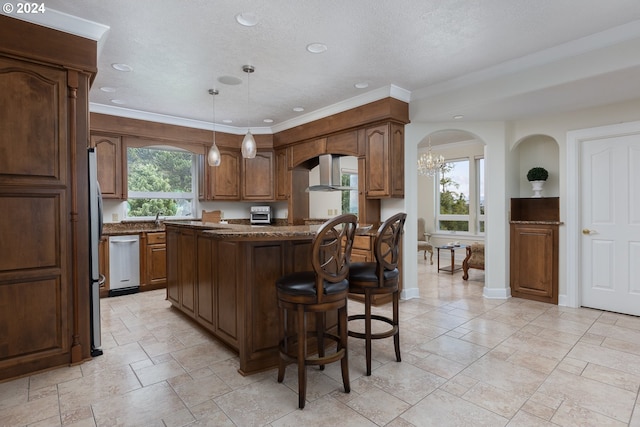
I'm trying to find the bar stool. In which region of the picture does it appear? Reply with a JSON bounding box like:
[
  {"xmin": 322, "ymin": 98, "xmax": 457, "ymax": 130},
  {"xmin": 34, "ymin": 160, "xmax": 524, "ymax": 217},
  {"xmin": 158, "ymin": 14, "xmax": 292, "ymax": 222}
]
[
  {"xmin": 347, "ymin": 212, "xmax": 406, "ymax": 376},
  {"xmin": 276, "ymin": 214, "xmax": 357, "ymax": 409}
]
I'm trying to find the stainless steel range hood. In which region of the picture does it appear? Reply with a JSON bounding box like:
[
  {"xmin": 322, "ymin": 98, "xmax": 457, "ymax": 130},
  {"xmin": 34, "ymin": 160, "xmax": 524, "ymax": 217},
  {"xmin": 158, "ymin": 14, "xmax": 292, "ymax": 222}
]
[{"xmin": 306, "ymin": 154, "xmax": 356, "ymax": 192}]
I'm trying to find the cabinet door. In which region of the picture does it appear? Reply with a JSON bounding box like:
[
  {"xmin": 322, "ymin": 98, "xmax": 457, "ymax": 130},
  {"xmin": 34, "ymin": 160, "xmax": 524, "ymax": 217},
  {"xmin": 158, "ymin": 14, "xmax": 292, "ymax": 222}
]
[
  {"xmin": 146, "ymin": 243, "xmax": 167, "ymax": 288},
  {"xmin": 91, "ymin": 134, "xmax": 123, "ymax": 199},
  {"xmin": 510, "ymin": 224, "xmax": 558, "ymax": 304},
  {"xmin": 275, "ymin": 149, "xmax": 289, "ymax": 200},
  {"xmin": 364, "ymin": 122, "xmax": 404, "ymax": 198},
  {"xmin": 243, "ymin": 151, "xmax": 274, "ymax": 200},
  {"xmin": 210, "ymin": 149, "xmax": 240, "ymax": 200},
  {"xmin": 365, "ymin": 124, "xmax": 390, "ymax": 197}
]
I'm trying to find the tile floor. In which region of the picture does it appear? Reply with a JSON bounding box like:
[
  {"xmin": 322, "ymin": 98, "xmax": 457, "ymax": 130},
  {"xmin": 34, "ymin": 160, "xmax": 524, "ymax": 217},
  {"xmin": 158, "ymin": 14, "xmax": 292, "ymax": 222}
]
[{"xmin": 1, "ymin": 258, "xmax": 640, "ymax": 426}]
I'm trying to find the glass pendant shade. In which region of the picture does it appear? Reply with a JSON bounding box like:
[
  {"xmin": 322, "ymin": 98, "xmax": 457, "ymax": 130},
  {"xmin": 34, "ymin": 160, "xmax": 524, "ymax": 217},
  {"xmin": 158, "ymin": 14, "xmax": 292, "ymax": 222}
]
[
  {"xmin": 207, "ymin": 143, "xmax": 221, "ymax": 166},
  {"xmin": 207, "ymin": 88, "xmax": 221, "ymax": 166},
  {"xmin": 241, "ymin": 131, "xmax": 257, "ymax": 158},
  {"xmin": 241, "ymin": 65, "xmax": 257, "ymax": 158}
]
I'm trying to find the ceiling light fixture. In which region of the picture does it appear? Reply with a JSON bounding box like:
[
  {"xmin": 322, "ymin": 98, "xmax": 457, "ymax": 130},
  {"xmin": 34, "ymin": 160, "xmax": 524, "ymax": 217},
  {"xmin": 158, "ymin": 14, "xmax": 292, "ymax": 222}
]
[
  {"xmin": 417, "ymin": 137, "xmax": 445, "ymax": 178},
  {"xmin": 241, "ymin": 65, "xmax": 257, "ymax": 159},
  {"xmin": 207, "ymin": 89, "xmax": 221, "ymax": 167},
  {"xmin": 235, "ymin": 12, "xmax": 258, "ymax": 27},
  {"xmin": 306, "ymin": 43, "xmax": 327, "ymax": 54},
  {"xmin": 111, "ymin": 63, "xmax": 132, "ymax": 72}
]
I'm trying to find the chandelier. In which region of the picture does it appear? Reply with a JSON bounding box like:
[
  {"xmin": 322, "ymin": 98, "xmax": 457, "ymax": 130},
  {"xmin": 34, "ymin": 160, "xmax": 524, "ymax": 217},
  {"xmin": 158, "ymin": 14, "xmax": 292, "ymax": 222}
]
[{"xmin": 417, "ymin": 137, "xmax": 445, "ymax": 177}]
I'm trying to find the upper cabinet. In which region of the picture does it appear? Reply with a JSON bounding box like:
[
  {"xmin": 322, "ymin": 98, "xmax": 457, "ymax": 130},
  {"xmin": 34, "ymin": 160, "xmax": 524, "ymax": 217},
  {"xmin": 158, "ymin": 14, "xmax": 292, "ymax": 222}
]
[
  {"xmin": 275, "ymin": 148, "xmax": 289, "ymax": 200},
  {"xmin": 91, "ymin": 134, "xmax": 124, "ymax": 199},
  {"xmin": 202, "ymin": 149, "xmax": 274, "ymax": 201},
  {"xmin": 243, "ymin": 151, "xmax": 274, "ymax": 201},
  {"xmin": 208, "ymin": 149, "xmax": 241, "ymax": 200},
  {"xmin": 365, "ymin": 122, "xmax": 404, "ymax": 198}
]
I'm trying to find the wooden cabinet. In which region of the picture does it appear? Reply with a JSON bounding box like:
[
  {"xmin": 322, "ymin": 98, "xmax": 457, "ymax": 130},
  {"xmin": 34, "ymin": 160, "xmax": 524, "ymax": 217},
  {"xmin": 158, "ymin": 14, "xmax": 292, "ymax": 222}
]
[
  {"xmin": 208, "ymin": 149, "xmax": 241, "ymax": 200},
  {"xmin": 144, "ymin": 232, "xmax": 166, "ymax": 290},
  {"xmin": 0, "ymin": 16, "xmax": 96, "ymax": 381},
  {"xmin": 510, "ymin": 198, "xmax": 560, "ymax": 304},
  {"xmin": 365, "ymin": 122, "xmax": 404, "ymax": 198},
  {"xmin": 205, "ymin": 149, "xmax": 274, "ymax": 201},
  {"xmin": 275, "ymin": 148, "xmax": 289, "ymax": 200},
  {"xmin": 90, "ymin": 134, "xmax": 124, "ymax": 199},
  {"xmin": 242, "ymin": 151, "xmax": 274, "ymax": 200},
  {"xmin": 166, "ymin": 227, "xmax": 196, "ymax": 316}
]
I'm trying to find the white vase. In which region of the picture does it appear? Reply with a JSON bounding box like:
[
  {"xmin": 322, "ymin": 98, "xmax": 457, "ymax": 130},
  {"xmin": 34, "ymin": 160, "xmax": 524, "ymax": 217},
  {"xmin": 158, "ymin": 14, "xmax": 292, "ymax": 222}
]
[{"xmin": 530, "ymin": 180, "xmax": 545, "ymax": 198}]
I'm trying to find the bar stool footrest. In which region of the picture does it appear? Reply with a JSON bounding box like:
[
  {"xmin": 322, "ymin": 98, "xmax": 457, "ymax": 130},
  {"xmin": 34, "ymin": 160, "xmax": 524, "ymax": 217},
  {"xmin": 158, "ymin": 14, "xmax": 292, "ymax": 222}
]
[{"xmin": 347, "ymin": 314, "xmax": 398, "ymax": 340}]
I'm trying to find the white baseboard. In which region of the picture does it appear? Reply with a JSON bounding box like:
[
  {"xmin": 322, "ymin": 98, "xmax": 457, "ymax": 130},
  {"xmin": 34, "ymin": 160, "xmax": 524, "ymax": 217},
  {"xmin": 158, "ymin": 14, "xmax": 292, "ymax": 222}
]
[
  {"xmin": 483, "ymin": 286, "xmax": 511, "ymax": 299},
  {"xmin": 401, "ymin": 288, "xmax": 420, "ymax": 300}
]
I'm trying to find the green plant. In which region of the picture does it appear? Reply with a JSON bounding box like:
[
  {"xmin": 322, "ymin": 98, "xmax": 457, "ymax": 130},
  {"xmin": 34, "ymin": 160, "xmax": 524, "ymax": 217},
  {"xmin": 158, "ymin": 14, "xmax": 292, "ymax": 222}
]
[{"xmin": 526, "ymin": 167, "xmax": 548, "ymax": 181}]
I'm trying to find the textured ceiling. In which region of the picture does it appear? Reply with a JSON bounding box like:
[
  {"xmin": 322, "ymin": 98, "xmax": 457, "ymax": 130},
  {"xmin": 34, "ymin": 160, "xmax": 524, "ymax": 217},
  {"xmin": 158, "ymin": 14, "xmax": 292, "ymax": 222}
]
[{"xmin": 7, "ymin": 0, "xmax": 640, "ymax": 136}]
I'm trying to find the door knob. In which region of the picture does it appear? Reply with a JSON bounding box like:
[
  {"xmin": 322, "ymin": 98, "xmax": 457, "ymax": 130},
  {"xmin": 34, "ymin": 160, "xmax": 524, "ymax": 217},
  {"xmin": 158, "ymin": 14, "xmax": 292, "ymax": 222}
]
[{"xmin": 582, "ymin": 228, "xmax": 595, "ymax": 235}]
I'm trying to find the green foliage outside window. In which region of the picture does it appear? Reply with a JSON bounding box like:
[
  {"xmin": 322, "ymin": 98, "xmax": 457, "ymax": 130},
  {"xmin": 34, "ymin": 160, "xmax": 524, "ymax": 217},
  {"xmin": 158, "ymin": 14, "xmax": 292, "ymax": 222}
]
[
  {"xmin": 127, "ymin": 147, "xmax": 193, "ymax": 217},
  {"xmin": 439, "ymin": 162, "xmax": 469, "ymax": 231}
]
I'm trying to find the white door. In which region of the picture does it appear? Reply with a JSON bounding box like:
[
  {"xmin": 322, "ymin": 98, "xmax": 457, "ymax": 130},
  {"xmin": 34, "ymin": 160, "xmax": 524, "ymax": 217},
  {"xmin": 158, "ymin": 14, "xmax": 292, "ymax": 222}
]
[{"xmin": 581, "ymin": 134, "xmax": 640, "ymax": 315}]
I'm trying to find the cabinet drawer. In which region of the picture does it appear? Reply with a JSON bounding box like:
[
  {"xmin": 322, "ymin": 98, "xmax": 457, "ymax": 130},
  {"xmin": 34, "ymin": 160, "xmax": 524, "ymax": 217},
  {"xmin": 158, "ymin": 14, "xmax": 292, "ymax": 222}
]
[
  {"xmin": 353, "ymin": 235, "xmax": 372, "ymax": 251},
  {"xmin": 147, "ymin": 232, "xmax": 166, "ymax": 245}
]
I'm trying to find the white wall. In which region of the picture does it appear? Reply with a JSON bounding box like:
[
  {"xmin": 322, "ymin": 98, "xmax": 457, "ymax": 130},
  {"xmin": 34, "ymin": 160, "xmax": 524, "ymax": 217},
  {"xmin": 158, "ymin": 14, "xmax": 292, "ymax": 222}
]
[{"xmin": 405, "ymin": 97, "xmax": 640, "ymax": 304}]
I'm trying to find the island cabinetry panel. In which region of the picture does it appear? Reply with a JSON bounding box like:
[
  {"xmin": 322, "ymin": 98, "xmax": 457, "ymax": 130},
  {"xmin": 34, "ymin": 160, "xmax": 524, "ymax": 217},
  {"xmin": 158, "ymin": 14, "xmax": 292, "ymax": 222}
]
[
  {"xmin": 90, "ymin": 133, "xmax": 123, "ymax": 199},
  {"xmin": 242, "ymin": 151, "xmax": 274, "ymax": 201},
  {"xmin": 166, "ymin": 227, "xmax": 196, "ymax": 316},
  {"xmin": 166, "ymin": 224, "xmax": 322, "ymax": 374},
  {"xmin": 365, "ymin": 122, "xmax": 404, "ymax": 198}
]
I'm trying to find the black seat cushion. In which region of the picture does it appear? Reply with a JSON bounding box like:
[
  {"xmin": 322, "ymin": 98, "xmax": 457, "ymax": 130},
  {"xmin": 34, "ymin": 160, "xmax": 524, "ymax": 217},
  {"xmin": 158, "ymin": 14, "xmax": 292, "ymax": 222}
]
[
  {"xmin": 349, "ymin": 262, "xmax": 399, "ymax": 285},
  {"xmin": 276, "ymin": 271, "xmax": 349, "ymax": 296}
]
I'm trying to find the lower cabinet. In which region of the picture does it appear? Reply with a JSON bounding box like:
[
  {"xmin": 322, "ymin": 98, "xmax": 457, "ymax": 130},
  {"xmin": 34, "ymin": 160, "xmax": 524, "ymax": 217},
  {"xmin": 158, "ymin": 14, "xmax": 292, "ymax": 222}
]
[
  {"xmin": 166, "ymin": 228, "xmax": 196, "ymax": 315},
  {"xmin": 144, "ymin": 232, "xmax": 167, "ymax": 290},
  {"xmin": 510, "ymin": 223, "xmax": 559, "ymax": 304}
]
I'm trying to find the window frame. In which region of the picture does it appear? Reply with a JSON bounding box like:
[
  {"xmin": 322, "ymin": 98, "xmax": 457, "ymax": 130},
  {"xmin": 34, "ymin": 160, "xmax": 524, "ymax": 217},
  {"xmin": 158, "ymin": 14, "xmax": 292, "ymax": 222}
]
[{"xmin": 125, "ymin": 144, "xmax": 199, "ymax": 220}]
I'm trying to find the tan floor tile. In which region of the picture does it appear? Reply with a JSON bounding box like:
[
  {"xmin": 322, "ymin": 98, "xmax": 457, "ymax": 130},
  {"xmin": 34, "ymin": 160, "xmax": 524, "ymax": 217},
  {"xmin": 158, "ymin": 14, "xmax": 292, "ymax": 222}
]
[
  {"xmin": 29, "ymin": 366, "xmax": 83, "ymax": 391},
  {"xmin": 214, "ymin": 378, "xmax": 300, "ymax": 424},
  {"xmin": 461, "ymin": 355, "xmax": 548, "ymax": 395},
  {"xmin": 134, "ymin": 358, "xmax": 187, "ymax": 386},
  {"xmin": 417, "ymin": 334, "xmax": 490, "ymax": 365},
  {"xmin": 538, "ymin": 369, "xmax": 636, "ymax": 423},
  {"xmin": 345, "ymin": 387, "xmax": 411, "ymax": 426},
  {"xmin": 506, "ymin": 350, "xmax": 560, "ymax": 375},
  {"xmin": 28, "ymin": 414, "xmax": 63, "ymax": 427},
  {"xmin": 0, "ymin": 394, "xmax": 59, "ymax": 426},
  {"xmin": 463, "ymin": 381, "xmax": 528, "ymax": 418},
  {"xmin": 568, "ymin": 341, "xmax": 640, "ymax": 375},
  {"xmin": 551, "ymin": 399, "xmax": 628, "ymax": 426},
  {"xmin": 412, "ymin": 353, "xmax": 466, "ymax": 379},
  {"xmin": 581, "ymin": 362, "xmax": 640, "ymax": 392},
  {"xmin": 271, "ymin": 395, "xmax": 376, "ymax": 427},
  {"xmin": 400, "ymin": 389, "xmax": 509, "ymax": 426},
  {"xmin": 0, "ymin": 377, "xmax": 29, "ymax": 410},
  {"xmin": 171, "ymin": 341, "xmax": 236, "ymax": 372},
  {"xmin": 168, "ymin": 371, "xmax": 232, "ymax": 407},
  {"xmin": 507, "ymin": 411, "xmax": 557, "ymax": 426},
  {"xmin": 365, "ymin": 361, "xmax": 446, "ymax": 405},
  {"xmin": 92, "ymin": 381, "xmax": 191, "ymax": 426},
  {"xmin": 441, "ymin": 374, "xmax": 478, "ymax": 397}
]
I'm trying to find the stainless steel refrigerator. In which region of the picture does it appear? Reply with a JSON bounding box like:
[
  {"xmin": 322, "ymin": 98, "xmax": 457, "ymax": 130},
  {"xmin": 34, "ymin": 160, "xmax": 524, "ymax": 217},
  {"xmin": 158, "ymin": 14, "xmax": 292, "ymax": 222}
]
[{"xmin": 88, "ymin": 148, "xmax": 104, "ymax": 357}]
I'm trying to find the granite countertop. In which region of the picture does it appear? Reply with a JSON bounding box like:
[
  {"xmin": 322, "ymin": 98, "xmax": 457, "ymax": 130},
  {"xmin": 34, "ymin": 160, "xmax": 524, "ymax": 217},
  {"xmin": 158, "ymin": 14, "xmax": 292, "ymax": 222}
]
[
  {"xmin": 163, "ymin": 221, "xmax": 375, "ymax": 239},
  {"xmin": 102, "ymin": 220, "xmax": 165, "ymax": 235}
]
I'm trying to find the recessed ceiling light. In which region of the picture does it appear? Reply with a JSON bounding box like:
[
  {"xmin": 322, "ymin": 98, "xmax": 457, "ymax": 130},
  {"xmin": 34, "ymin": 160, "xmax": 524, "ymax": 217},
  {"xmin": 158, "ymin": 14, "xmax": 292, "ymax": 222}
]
[
  {"xmin": 306, "ymin": 43, "xmax": 327, "ymax": 54},
  {"xmin": 293, "ymin": 107, "xmax": 304, "ymax": 112},
  {"xmin": 453, "ymin": 115, "xmax": 464, "ymax": 120},
  {"xmin": 354, "ymin": 82, "xmax": 369, "ymax": 89},
  {"xmin": 218, "ymin": 75, "xmax": 243, "ymax": 86},
  {"xmin": 100, "ymin": 86, "xmax": 117, "ymax": 92},
  {"xmin": 110, "ymin": 99, "xmax": 126, "ymax": 105},
  {"xmin": 223, "ymin": 119, "xmax": 233, "ymax": 124},
  {"xmin": 235, "ymin": 12, "xmax": 258, "ymax": 27},
  {"xmin": 111, "ymin": 63, "xmax": 132, "ymax": 72},
  {"xmin": 263, "ymin": 119, "xmax": 273, "ymax": 123}
]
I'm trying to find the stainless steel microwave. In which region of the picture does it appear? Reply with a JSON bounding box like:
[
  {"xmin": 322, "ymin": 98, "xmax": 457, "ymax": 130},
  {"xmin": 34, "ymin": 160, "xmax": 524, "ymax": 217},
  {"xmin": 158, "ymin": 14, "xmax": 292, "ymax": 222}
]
[{"xmin": 250, "ymin": 206, "xmax": 272, "ymax": 224}]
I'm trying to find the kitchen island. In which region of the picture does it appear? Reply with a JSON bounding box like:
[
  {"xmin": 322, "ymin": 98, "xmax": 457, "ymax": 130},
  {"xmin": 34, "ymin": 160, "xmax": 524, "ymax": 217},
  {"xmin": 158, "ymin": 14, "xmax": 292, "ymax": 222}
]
[{"xmin": 165, "ymin": 221, "xmax": 330, "ymax": 375}]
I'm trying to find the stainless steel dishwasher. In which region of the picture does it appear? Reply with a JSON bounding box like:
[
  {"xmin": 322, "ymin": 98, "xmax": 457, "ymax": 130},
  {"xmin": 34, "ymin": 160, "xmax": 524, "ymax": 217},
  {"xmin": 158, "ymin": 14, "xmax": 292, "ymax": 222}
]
[{"xmin": 108, "ymin": 235, "xmax": 140, "ymax": 296}]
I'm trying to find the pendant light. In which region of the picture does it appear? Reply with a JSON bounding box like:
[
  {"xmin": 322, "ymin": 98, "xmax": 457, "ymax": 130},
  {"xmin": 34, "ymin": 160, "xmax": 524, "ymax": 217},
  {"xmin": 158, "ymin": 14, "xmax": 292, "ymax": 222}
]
[
  {"xmin": 207, "ymin": 89, "xmax": 221, "ymax": 166},
  {"xmin": 241, "ymin": 65, "xmax": 257, "ymax": 158}
]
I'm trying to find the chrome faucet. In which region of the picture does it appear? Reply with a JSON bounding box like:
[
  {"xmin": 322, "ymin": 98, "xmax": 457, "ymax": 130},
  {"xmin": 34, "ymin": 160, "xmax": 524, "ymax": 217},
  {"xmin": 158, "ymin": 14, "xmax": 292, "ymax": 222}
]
[{"xmin": 154, "ymin": 212, "xmax": 163, "ymax": 227}]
